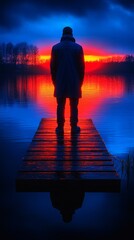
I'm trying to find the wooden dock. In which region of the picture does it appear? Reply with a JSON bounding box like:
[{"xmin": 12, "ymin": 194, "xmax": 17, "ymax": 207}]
[{"xmin": 16, "ymin": 118, "xmax": 121, "ymax": 192}]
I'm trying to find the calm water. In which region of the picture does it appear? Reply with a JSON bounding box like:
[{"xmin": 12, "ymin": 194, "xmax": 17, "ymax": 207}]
[{"xmin": 1, "ymin": 74, "xmax": 134, "ymax": 240}]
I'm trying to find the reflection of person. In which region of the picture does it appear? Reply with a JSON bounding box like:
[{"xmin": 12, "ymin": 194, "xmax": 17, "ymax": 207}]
[
  {"xmin": 50, "ymin": 26, "xmax": 85, "ymax": 134},
  {"xmin": 50, "ymin": 189, "xmax": 85, "ymax": 223}
]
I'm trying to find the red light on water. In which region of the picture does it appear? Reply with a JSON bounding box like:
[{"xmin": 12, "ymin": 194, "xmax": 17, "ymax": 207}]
[
  {"xmin": 30, "ymin": 75, "xmax": 125, "ymax": 118},
  {"xmin": 8, "ymin": 74, "xmax": 125, "ymax": 119}
]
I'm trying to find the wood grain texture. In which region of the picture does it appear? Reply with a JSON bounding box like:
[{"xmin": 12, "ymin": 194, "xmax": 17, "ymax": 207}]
[{"xmin": 16, "ymin": 118, "xmax": 121, "ymax": 192}]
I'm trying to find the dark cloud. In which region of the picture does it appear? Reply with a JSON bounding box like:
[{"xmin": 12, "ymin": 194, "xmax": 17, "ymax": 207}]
[
  {"xmin": 0, "ymin": 0, "xmax": 134, "ymax": 54},
  {"xmin": 0, "ymin": 0, "xmax": 109, "ymax": 29},
  {"xmin": 78, "ymin": 3, "xmax": 134, "ymax": 53},
  {"xmin": 0, "ymin": 1, "xmax": 22, "ymax": 30},
  {"xmin": 112, "ymin": 0, "xmax": 134, "ymax": 11},
  {"xmin": 0, "ymin": 0, "xmax": 134, "ymax": 30}
]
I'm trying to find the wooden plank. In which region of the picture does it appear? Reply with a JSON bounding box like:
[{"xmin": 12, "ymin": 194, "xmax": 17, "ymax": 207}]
[
  {"xmin": 36, "ymin": 131, "xmax": 99, "ymax": 134},
  {"xmin": 19, "ymin": 164, "xmax": 115, "ymax": 172},
  {"xmin": 26, "ymin": 152, "xmax": 110, "ymax": 157},
  {"xmin": 22, "ymin": 160, "xmax": 114, "ymax": 166},
  {"xmin": 28, "ymin": 145, "xmax": 107, "ymax": 150},
  {"xmin": 27, "ymin": 147, "xmax": 108, "ymax": 152},
  {"xmin": 16, "ymin": 171, "xmax": 120, "ymax": 192},
  {"xmin": 33, "ymin": 136, "xmax": 104, "ymax": 141},
  {"xmin": 23, "ymin": 155, "xmax": 115, "ymax": 161},
  {"xmin": 35, "ymin": 133, "xmax": 99, "ymax": 137},
  {"xmin": 32, "ymin": 138, "xmax": 105, "ymax": 143},
  {"xmin": 16, "ymin": 171, "xmax": 119, "ymax": 179},
  {"xmin": 29, "ymin": 141, "xmax": 107, "ymax": 146},
  {"xmin": 33, "ymin": 137, "xmax": 102, "ymax": 142}
]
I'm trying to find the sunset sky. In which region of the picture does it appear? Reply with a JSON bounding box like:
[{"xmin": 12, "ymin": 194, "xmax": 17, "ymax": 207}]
[{"xmin": 0, "ymin": 0, "xmax": 134, "ymax": 58}]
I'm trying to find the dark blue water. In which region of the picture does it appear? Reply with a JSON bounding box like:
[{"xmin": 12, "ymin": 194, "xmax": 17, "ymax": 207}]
[{"xmin": 0, "ymin": 74, "xmax": 134, "ymax": 240}]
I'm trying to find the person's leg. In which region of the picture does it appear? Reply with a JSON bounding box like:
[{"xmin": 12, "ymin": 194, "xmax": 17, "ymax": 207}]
[
  {"xmin": 70, "ymin": 98, "xmax": 80, "ymax": 133},
  {"xmin": 56, "ymin": 97, "xmax": 66, "ymax": 131}
]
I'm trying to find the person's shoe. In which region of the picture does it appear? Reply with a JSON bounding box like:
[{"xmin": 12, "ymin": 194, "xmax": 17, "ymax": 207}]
[
  {"xmin": 71, "ymin": 126, "xmax": 81, "ymax": 134},
  {"xmin": 55, "ymin": 126, "xmax": 64, "ymax": 134}
]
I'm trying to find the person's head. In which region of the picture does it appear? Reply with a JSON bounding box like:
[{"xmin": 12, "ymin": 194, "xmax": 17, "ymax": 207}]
[
  {"xmin": 62, "ymin": 26, "xmax": 73, "ymax": 36},
  {"xmin": 61, "ymin": 26, "xmax": 75, "ymax": 42}
]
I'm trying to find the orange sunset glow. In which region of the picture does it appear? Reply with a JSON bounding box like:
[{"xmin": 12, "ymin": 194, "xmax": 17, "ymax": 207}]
[
  {"xmin": 38, "ymin": 44, "xmax": 124, "ymax": 64},
  {"xmin": 39, "ymin": 54, "xmax": 123, "ymax": 63}
]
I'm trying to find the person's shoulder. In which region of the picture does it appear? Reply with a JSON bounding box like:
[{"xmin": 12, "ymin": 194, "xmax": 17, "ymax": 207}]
[
  {"xmin": 73, "ymin": 42, "xmax": 83, "ymax": 51},
  {"xmin": 52, "ymin": 42, "xmax": 61, "ymax": 50}
]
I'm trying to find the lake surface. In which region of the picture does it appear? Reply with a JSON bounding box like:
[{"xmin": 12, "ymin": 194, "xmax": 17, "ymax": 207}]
[{"xmin": 0, "ymin": 74, "xmax": 134, "ymax": 240}]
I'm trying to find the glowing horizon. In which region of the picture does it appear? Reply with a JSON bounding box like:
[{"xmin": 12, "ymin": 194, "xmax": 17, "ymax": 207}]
[
  {"xmin": 38, "ymin": 54, "xmax": 125, "ymax": 63},
  {"xmin": 38, "ymin": 43, "xmax": 125, "ymax": 63}
]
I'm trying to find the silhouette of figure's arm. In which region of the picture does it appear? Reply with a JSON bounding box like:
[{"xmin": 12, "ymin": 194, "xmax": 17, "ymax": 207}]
[
  {"xmin": 78, "ymin": 46, "xmax": 85, "ymax": 86},
  {"xmin": 50, "ymin": 46, "xmax": 57, "ymax": 86}
]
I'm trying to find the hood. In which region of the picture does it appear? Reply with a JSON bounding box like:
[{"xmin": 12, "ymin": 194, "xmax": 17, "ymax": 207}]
[{"xmin": 60, "ymin": 34, "xmax": 75, "ymax": 42}]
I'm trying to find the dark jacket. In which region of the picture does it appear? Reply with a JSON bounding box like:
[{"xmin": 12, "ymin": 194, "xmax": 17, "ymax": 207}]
[{"xmin": 50, "ymin": 35, "xmax": 85, "ymax": 98}]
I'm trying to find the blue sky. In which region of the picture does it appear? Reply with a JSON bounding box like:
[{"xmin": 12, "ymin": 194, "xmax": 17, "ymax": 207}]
[{"xmin": 0, "ymin": 0, "xmax": 134, "ymax": 54}]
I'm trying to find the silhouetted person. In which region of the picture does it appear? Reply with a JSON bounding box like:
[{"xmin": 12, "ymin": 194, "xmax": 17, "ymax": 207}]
[{"xmin": 50, "ymin": 26, "xmax": 85, "ymax": 134}]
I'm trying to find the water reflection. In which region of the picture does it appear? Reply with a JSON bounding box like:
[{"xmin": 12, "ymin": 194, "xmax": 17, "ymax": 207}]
[
  {"xmin": 50, "ymin": 189, "xmax": 85, "ymax": 223},
  {"xmin": 0, "ymin": 74, "xmax": 134, "ymax": 152},
  {"xmin": 0, "ymin": 74, "xmax": 130, "ymax": 117},
  {"xmin": 47, "ymin": 130, "xmax": 84, "ymax": 223},
  {"xmin": 1, "ymin": 74, "xmax": 134, "ymax": 120}
]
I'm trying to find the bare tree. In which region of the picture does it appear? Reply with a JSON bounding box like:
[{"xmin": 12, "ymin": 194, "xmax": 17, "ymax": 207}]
[{"xmin": 6, "ymin": 42, "xmax": 14, "ymax": 64}]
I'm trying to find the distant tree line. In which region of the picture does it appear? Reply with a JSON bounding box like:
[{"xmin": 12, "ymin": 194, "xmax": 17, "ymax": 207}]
[
  {"xmin": 86, "ymin": 61, "xmax": 134, "ymax": 75},
  {"xmin": 0, "ymin": 42, "xmax": 42, "ymax": 74},
  {"xmin": 85, "ymin": 54, "xmax": 134, "ymax": 74},
  {"xmin": 0, "ymin": 42, "xmax": 134, "ymax": 75},
  {"xmin": 0, "ymin": 42, "xmax": 38, "ymax": 66},
  {"xmin": 125, "ymin": 54, "xmax": 134, "ymax": 62}
]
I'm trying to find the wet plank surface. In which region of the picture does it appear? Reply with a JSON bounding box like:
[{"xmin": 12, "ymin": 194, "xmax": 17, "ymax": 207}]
[{"xmin": 16, "ymin": 118, "xmax": 121, "ymax": 192}]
